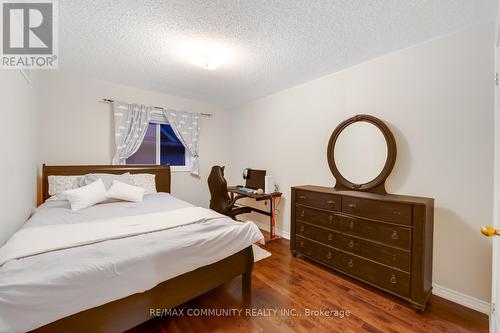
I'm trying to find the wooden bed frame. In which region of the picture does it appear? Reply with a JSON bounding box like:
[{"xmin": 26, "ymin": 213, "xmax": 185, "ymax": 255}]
[{"xmin": 32, "ymin": 165, "xmax": 254, "ymax": 333}]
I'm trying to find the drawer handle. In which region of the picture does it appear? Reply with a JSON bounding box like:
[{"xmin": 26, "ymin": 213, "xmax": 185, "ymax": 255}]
[
  {"xmin": 348, "ymin": 203, "xmax": 357, "ymax": 209},
  {"xmin": 391, "ymin": 231, "xmax": 399, "ymax": 240},
  {"xmin": 348, "ymin": 259, "xmax": 354, "ymax": 268},
  {"xmin": 328, "ymin": 233, "xmax": 333, "ymax": 241},
  {"xmin": 390, "ymin": 274, "xmax": 398, "ymax": 284},
  {"xmin": 299, "ymin": 195, "xmax": 307, "ymax": 200},
  {"xmin": 348, "ymin": 240, "xmax": 354, "ymax": 248},
  {"xmin": 392, "ymin": 254, "xmax": 397, "ymax": 261},
  {"xmin": 300, "ymin": 211, "xmax": 305, "ymax": 217},
  {"xmin": 327, "ymin": 200, "xmax": 335, "ymax": 205},
  {"xmin": 300, "ymin": 225, "xmax": 305, "ymax": 232},
  {"xmin": 349, "ymin": 221, "xmax": 354, "ymax": 230},
  {"xmin": 300, "ymin": 241, "xmax": 304, "ymax": 248},
  {"xmin": 393, "ymin": 210, "xmax": 401, "ymax": 216},
  {"xmin": 328, "ymin": 215, "xmax": 333, "ymax": 222},
  {"xmin": 326, "ymin": 251, "xmax": 332, "ymax": 260}
]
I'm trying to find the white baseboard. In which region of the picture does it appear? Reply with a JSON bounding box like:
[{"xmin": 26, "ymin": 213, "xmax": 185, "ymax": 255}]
[
  {"xmin": 251, "ymin": 220, "xmax": 290, "ymax": 240},
  {"xmin": 432, "ymin": 283, "xmax": 491, "ymax": 315},
  {"xmin": 250, "ymin": 220, "xmax": 490, "ymax": 315}
]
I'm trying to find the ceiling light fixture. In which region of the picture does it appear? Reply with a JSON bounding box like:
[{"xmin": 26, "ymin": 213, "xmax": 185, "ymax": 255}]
[{"xmin": 186, "ymin": 41, "xmax": 230, "ymax": 70}]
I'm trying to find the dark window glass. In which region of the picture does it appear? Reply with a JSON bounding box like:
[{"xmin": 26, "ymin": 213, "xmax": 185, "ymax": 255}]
[
  {"xmin": 126, "ymin": 123, "xmax": 157, "ymax": 164},
  {"xmin": 126, "ymin": 123, "xmax": 186, "ymax": 166},
  {"xmin": 160, "ymin": 124, "xmax": 186, "ymax": 166}
]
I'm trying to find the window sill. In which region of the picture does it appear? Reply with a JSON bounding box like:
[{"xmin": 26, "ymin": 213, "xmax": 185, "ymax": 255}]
[
  {"xmin": 170, "ymin": 166, "xmax": 191, "ymax": 173},
  {"xmin": 126, "ymin": 163, "xmax": 191, "ymax": 173}
]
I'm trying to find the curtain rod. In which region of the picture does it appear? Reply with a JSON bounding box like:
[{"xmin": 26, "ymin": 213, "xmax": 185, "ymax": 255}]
[{"xmin": 99, "ymin": 98, "xmax": 212, "ymax": 117}]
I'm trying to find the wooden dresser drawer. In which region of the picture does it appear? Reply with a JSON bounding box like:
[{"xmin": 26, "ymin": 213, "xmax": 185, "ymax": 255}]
[
  {"xmin": 340, "ymin": 235, "xmax": 410, "ymax": 272},
  {"xmin": 342, "ymin": 196, "xmax": 412, "ymax": 225},
  {"xmin": 339, "ymin": 253, "xmax": 410, "ymax": 297},
  {"xmin": 296, "ymin": 190, "xmax": 341, "ymax": 211},
  {"xmin": 340, "ymin": 216, "xmax": 411, "ymax": 250},
  {"xmin": 296, "ymin": 221, "xmax": 340, "ymax": 247},
  {"xmin": 295, "ymin": 236, "xmax": 338, "ymax": 267},
  {"xmin": 295, "ymin": 205, "xmax": 341, "ymax": 230},
  {"xmin": 291, "ymin": 185, "xmax": 434, "ymax": 311}
]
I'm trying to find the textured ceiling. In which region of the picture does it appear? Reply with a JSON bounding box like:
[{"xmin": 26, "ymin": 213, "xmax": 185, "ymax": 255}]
[{"xmin": 59, "ymin": 0, "xmax": 495, "ymax": 108}]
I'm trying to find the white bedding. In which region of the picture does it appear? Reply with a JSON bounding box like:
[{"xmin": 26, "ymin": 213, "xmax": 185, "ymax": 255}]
[{"xmin": 0, "ymin": 193, "xmax": 264, "ymax": 333}]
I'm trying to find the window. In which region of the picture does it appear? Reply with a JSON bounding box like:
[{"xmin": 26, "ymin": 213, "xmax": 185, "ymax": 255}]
[{"xmin": 126, "ymin": 123, "xmax": 190, "ymax": 171}]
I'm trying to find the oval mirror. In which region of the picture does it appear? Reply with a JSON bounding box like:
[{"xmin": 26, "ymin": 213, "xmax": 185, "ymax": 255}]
[
  {"xmin": 327, "ymin": 115, "xmax": 396, "ymax": 193},
  {"xmin": 334, "ymin": 122, "xmax": 388, "ymax": 184}
]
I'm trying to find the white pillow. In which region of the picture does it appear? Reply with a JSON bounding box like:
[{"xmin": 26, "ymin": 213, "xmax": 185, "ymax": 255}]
[
  {"xmin": 63, "ymin": 179, "xmax": 107, "ymax": 211},
  {"xmin": 131, "ymin": 174, "xmax": 157, "ymax": 195},
  {"xmin": 106, "ymin": 180, "xmax": 145, "ymax": 202}
]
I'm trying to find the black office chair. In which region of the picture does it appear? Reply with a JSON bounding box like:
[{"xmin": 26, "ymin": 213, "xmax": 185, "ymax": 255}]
[{"xmin": 207, "ymin": 166, "xmax": 252, "ymax": 219}]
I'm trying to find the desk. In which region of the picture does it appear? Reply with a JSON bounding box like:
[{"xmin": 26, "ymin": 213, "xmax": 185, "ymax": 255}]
[{"xmin": 228, "ymin": 186, "xmax": 282, "ymax": 243}]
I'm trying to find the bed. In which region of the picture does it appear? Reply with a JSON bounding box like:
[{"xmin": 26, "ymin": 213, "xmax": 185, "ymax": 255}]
[{"xmin": 0, "ymin": 165, "xmax": 263, "ymax": 333}]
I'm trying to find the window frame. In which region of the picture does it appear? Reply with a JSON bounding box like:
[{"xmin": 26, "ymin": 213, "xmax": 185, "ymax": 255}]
[{"xmin": 127, "ymin": 119, "xmax": 191, "ymax": 172}]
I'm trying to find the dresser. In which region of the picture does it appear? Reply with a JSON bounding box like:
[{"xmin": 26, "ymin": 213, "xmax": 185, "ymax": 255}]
[{"xmin": 290, "ymin": 185, "xmax": 434, "ymax": 312}]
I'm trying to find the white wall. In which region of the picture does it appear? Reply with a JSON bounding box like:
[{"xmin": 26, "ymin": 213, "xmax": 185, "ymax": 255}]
[
  {"xmin": 227, "ymin": 23, "xmax": 495, "ymax": 304},
  {"xmin": 0, "ymin": 71, "xmax": 38, "ymax": 245},
  {"xmin": 37, "ymin": 72, "xmax": 232, "ymax": 207}
]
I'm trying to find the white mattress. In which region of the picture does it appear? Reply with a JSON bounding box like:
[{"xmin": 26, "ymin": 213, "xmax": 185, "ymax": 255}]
[{"xmin": 0, "ymin": 193, "xmax": 263, "ymax": 333}]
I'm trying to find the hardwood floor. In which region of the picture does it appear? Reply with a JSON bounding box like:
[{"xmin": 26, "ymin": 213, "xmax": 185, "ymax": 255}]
[{"xmin": 128, "ymin": 236, "xmax": 488, "ymax": 333}]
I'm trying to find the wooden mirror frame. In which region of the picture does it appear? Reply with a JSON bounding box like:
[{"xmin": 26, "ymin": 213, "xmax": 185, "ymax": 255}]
[{"xmin": 327, "ymin": 114, "xmax": 397, "ymax": 194}]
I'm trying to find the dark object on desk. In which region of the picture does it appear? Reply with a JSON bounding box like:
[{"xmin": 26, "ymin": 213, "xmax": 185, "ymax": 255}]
[
  {"xmin": 208, "ymin": 166, "xmax": 252, "ymax": 219},
  {"xmin": 228, "ymin": 186, "xmax": 282, "ymax": 243},
  {"xmin": 244, "ymin": 168, "xmax": 266, "ymax": 190},
  {"xmin": 236, "ymin": 186, "xmax": 254, "ymax": 193}
]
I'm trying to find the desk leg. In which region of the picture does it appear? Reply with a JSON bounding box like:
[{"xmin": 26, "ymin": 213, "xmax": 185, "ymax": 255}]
[
  {"xmin": 270, "ymin": 198, "xmax": 274, "ymax": 239},
  {"xmin": 266, "ymin": 197, "xmax": 280, "ymax": 243}
]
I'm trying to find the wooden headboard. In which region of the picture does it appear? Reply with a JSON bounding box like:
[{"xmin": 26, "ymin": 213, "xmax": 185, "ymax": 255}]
[{"xmin": 41, "ymin": 164, "xmax": 171, "ymax": 203}]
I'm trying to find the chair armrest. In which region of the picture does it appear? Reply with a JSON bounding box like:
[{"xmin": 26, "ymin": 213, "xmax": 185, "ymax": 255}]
[{"xmin": 229, "ymin": 194, "xmax": 246, "ymax": 208}]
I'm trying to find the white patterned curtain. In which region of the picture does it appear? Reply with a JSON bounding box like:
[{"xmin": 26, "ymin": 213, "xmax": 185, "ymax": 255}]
[
  {"xmin": 163, "ymin": 109, "xmax": 201, "ymax": 176},
  {"xmin": 112, "ymin": 101, "xmax": 152, "ymax": 165}
]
